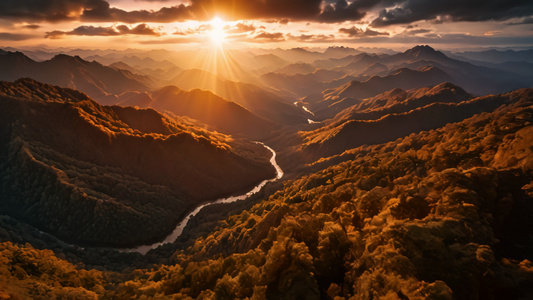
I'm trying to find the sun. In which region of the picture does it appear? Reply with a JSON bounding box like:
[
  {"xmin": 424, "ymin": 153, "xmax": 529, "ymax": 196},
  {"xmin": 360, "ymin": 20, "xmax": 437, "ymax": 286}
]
[{"xmin": 209, "ymin": 17, "xmax": 227, "ymax": 45}]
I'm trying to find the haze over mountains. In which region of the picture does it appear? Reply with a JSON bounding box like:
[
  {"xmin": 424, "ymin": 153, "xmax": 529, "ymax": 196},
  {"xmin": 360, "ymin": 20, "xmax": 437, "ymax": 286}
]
[
  {"xmin": 1, "ymin": 44, "xmax": 533, "ymax": 299},
  {"xmin": 0, "ymin": 52, "xmax": 155, "ymax": 103},
  {"xmin": 119, "ymin": 86, "xmax": 278, "ymax": 139}
]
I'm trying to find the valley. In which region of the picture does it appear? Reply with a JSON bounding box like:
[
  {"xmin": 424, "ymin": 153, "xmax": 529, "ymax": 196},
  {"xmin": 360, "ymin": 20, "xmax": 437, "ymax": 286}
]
[{"xmin": 0, "ymin": 43, "xmax": 532, "ymax": 299}]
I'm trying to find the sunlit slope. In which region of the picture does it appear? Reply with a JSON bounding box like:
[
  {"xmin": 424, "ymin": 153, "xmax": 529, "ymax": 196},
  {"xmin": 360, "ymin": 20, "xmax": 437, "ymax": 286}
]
[
  {"xmin": 273, "ymin": 85, "xmax": 532, "ymax": 169},
  {"xmin": 58, "ymin": 85, "xmax": 533, "ymax": 299},
  {"xmin": 117, "ymin": 86, "xmax": 279, "ymax": 139},
  {"xmin": 303, "ymin": 66, "xmax": 452, "ymax": 119},
  {"xmin": 170, "ymin": 69, "xmax": 310, "ymax": 126},
  {"xmin": 302, "ymin": 89, "xmax": 532, "ymax": 159},
  {"xmin": 0, "ymin": 79, "xmax": 276, "ymax": 247}
]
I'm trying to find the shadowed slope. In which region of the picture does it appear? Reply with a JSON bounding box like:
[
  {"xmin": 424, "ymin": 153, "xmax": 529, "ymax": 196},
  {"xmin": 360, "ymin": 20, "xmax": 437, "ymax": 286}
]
[
  {"xmin": 0, "ymin": 79, "xmax": 275, "ymax": 247},
  {"xmin": 0, "ymin": 51, "xmax": 155, "ymax": 103}
]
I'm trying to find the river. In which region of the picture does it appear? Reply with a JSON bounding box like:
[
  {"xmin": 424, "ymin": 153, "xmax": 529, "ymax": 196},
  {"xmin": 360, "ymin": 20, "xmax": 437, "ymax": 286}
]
[
  {"xmin": 294, "ymin": 101, "xmax": 318, "ymax": 124},
  {"xmin": 118, "ymin": 143, "xmax": 283, "ymax": 255}
]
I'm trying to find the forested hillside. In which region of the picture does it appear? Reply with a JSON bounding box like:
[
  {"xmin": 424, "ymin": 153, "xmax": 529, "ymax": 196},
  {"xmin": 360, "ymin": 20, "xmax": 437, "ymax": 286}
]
[
  {"xmin": 1, "ymin": 87, "xmax": 531, "ymax": 299},
  {"xmin": 0, "ymin": 79, "xmax": 275, "ymax": 247}
]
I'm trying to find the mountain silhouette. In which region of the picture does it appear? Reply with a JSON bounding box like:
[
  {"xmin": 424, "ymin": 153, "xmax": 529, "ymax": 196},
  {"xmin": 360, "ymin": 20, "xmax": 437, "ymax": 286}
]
[{"xmin": 0, "ymin": 51, "xmax": 155, "ymax": 103}]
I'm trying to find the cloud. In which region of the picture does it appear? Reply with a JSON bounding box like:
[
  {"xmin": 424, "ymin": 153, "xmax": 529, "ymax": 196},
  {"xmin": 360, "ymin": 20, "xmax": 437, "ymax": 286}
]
[
  {"xmin": 79, "ymin": 0, "xmax": 325, "ymax": 23},
  {"xmin": 45, "ymin": 24, "xmax": 162, "ymax": 39},
  {"xmin": 0, "ymin": 0, "xmax": 531, "ymax": 25},
  {"xmin": 0, "ymin": 0, "xmax": 109, "ymax": 22},
  {"xmin": 0, "ymin": 0, "xmax": 354, "ymax": 24},
  {"xmin": 316, "ymin": 0, "xmax": 369, "ymax": 23},
  {"xmin": 182, "ymin": 24, "xmax": 213, "ymax": 35},
  {"xmin": 23, "ymin": 24, "xmax": 40, "ymax": 29},
  {"xmin": 0, "ymin": 32, "xmax": 36, "ymax": 41},
  {"xmin": 406, "ymin": 29, "xmax": 432, "ymax": 35},
  {"xmin": 506, "ymin": 16, "xmax": 533, "ymax": 25},
  {"xmin": 370, "ymin": 0, "xmax": 533, "ymax": 27},
  {"xmin": 253, "ymin": 31, "xmax": 285, "ymax": 42},
  {"xmin": 339, "ymin": 26, "xmax": 389, "ymax": 37},
  {"xmin": 225, "ymin": 22, "xmax": 256, "ymax": 34},
  {"xmin": 287, "ymin": 33, "xmax": 335, "ymax": 42}
]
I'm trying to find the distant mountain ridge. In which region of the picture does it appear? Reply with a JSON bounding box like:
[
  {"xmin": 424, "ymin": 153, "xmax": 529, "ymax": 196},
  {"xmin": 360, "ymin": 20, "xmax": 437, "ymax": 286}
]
[
  {"xmin": 303, "ymin": 88, "xmax": 532, "ymax": 160},
  {"xmin": 169, "ymin": 69, "xmax": 311, "ymax": 126},
  {"xmin": 304, "ymin": 65, "xmax": 452, "ymax": 119},
  {"xmin": 300, "ymin": 45, "xmax": 530, "ymax": 97},
  {"xmin": 271, "ymin": 83, "xmax": 531, "ymax": 170},
  {"xmin": 0, "ymin": 50, "xmax": 155, "ymax": 103},
  {"xmin": 118, "ymin": 85, "xmax": 279, "ymax": 139}
]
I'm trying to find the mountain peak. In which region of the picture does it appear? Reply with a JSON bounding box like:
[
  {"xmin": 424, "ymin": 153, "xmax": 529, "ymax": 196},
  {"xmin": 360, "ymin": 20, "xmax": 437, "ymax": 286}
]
[
  {"xmin": 50, "ymin": 54, "xmax": 85, "ymax": 63},
  {"xmin": 154, "ymin": 85, "xmax": 183, "ymax": 95},
  {"xmin": 0, "ymin": 50, "xmax": 33, "ymax": 61},
  {"xmin": 404, "ymin": 45, "xmax": 447, "ymax": 60}
]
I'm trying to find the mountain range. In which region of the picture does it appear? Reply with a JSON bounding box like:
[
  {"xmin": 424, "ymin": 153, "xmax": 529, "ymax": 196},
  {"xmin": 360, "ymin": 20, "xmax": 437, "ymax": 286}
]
[
  {"xmin": 1, "ymin": 44, "xmax": 532, "ymax": 299},
  {"xmin": 0, "ymin": 78, "xmax": 275, "ymax": 247},
  {"xmin": 116, "ymin": 86, "xmax": 278, "ymax": 139},
  {"xmin": 168, "ymin": 69, "xmax": 311, "ymax": 126},
  {"xmin": 0, "ymin": 51, "xmax": 155, "ymax": 103}
]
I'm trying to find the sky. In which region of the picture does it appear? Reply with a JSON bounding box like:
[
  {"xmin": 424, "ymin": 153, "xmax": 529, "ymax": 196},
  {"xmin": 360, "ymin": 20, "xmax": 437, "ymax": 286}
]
[{"xmin": 0, "ymin": 0, "xmax": 532, "ymax": 51}]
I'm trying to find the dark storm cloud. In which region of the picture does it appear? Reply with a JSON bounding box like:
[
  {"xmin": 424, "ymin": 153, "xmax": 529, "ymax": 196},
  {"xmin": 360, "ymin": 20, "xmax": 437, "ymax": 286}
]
[
  {"xmin": 370, "ymin": 0, "xmax": 533, "ymax": 27},
  {"xmin": 45, "ymin": 24, "xmax": 162, "ymax": 39},
  {"xmin": 80, "ymin": 0, "xmax": 325, "ymax": 23},
  {"xmin": 338, "ymin": 26, "xmax": 389, "ymax": 37},
  {"xmin": 81, "ymin": 2, "xmax": 192, "ymax": 22},
  {"xmin": 0, "ymin": 0, "xmax": 345, "ymax": 23},
  {"xmin": 317, "ymin": 0, "xmax": 379, "ymax": 22},
  {"xmin": 0, "ymin": 0, "xmax": 108, "ymax": 22},
  {"xmin": 0, "ymin": 0, "xmax": 530, "ymax": 25}
]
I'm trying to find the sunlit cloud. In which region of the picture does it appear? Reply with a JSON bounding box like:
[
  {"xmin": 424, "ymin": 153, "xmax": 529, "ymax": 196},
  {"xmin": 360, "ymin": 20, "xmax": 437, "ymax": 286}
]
[
  {"xmin": 45, "ymin": 24, "xmax": 164, "ymax": 39},
  {"xmin": 253, "ymin": 32, "xmax": 285, "ymax": 42},
  {"xmin": 338, "ymin": 26, "xmax": 389, "ymax": 37}
]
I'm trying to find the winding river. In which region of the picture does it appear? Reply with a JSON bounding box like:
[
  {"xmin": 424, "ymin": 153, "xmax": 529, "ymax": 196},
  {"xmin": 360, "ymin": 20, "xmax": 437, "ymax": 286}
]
[
  {"xmin": 294, "ymin": 101, "xmax": 318, "ymax": 124},
  {"xmin": 118, "ymin": 143, "xmax": 283, "ymax": 255}
]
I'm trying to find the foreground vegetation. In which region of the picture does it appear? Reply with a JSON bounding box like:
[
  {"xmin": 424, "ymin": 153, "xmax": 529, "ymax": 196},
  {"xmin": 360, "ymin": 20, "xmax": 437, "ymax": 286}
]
[
  {"xmin": 0, "ymin": 88, "xmax": 532, "ymax": 299},
  {"xmin": 0, "ymin": 79, "xmax": 275, "ymax": 247}
]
